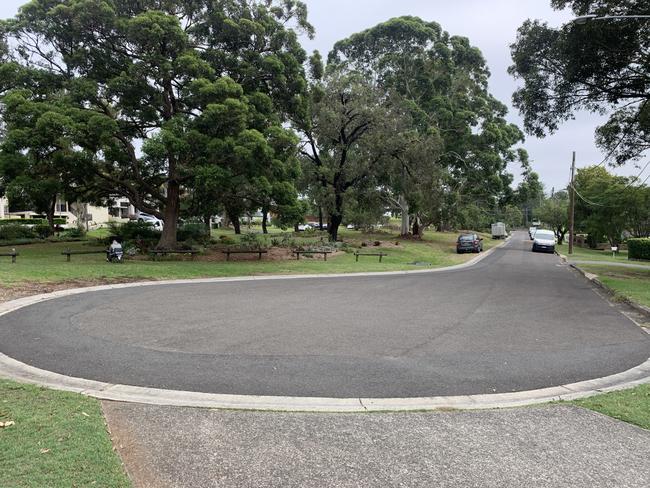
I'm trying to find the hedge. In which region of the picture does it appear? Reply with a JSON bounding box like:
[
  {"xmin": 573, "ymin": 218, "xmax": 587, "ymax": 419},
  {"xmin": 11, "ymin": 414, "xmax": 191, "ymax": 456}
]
[
  {"xmin": 628, "ymin": 238, "xmax": 650, "ymax": 261},
  {"xmin": 0, "ymin": 218, "xmax": 67, "ymax": 226}
]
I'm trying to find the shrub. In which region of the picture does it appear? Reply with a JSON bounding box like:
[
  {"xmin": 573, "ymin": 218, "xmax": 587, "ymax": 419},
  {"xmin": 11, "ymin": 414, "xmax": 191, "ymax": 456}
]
[
  {"xmin": 33, "ymin": 224, "xmax": 53, "ymax": 239},
  {"xmin": 60, "ymin": 227, "xmax": 86, "ymax": 239},
  {"xmin": 628, "ymin": 238, "xmax": 650, "ymax": 260},
  {"xmin": 0, "ymin": 219, "xmax": 32, "ymax": 226},
  {"xmin": 219, "ymin": 235, "xmax": 237, "ymax": 246},
  {"xmin": 107, "ymin": 221, "xmax": 161, "ymax": 241},
  {"xmin": 0, "ymin": 224, "xmax": 38, "ymax": 240},
  {"xmin": 239, "ymin": 232, "xmax": 263, "ymax": 249},
  {"xmin": 177, "ymin": 223, "xmax": 210, "ymax": 243}
]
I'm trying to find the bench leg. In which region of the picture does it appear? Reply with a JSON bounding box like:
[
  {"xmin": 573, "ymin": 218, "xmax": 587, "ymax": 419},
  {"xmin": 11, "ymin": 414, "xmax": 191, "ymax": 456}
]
[
  {"xmin": 12, "ymin": 255, "xmax": 16, "ymax": 264},
  {"xmin": 379, "ymin": 255, "xmax": 383, "ymax": 263},
  {"xmin": 296, "ymin": 253, "xmax": 300, "ymax": 260},
  {"xmin": 67, "ymin": 254, "xmax": 71, "ymax": 262},
  {"xmin": 258, "ymin": 252, "xmax": 262, "ymax": 260},
  {"xmin": 356, "ymin": 254, "xmax": 359, "ymax": 262},
  {"xmin": 226, "ymin": 253, "xmax": 230, "ymax": 261},
  {"xmin": 324, "ymin": 253, "xmax": 327, "ymax": 262}
]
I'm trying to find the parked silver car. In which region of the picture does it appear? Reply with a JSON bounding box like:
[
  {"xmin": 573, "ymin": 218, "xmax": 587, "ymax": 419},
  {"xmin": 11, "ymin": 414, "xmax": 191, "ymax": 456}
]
[
  {"xmin": 532, "ymin": 229, "xmax": 556, "ymax": 253},
  {"xmin": 137, "ymin": 212, "xmax": 164, "ymax": 230}
]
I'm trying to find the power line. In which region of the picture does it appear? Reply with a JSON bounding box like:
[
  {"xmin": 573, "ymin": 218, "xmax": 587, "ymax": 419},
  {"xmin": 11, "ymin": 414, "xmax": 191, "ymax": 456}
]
[
  {"xmin": 621, "ymin": 159, "xmax": 650, "ymax": 190},
  {"xmin": 568, "ymin": 159, "xmax": 649, "ymax": 208},
  {"xmin": 568, "ymin": 182, "xmax": 606, "ymax": 207}
]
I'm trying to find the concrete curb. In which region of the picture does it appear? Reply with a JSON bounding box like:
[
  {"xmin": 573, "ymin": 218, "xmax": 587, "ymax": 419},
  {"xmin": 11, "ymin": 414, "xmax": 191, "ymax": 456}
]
[{"xmin": 1, "ymin": 352, "xmax": 648, "ymax": 412}]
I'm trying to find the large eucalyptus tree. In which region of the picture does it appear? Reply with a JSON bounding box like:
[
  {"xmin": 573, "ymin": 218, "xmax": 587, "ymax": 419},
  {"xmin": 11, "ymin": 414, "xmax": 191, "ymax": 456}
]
[
  {"xmin": 329, "ymin": 16, "xmax": 525, "ymax": 234},
  {"xmin": 0, "ymin": 0, "xmax": 312, "ymax": 248}
]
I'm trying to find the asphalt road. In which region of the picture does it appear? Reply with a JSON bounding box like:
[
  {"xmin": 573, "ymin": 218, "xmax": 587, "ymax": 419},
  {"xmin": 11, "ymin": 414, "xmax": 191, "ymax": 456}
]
[{"xmin": 1, "ymin": 231, "xmax": 648, "ymax": 397}]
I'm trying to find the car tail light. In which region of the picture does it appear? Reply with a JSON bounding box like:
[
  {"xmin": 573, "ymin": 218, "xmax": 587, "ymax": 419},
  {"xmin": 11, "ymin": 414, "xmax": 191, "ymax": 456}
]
[{"xmin": 474, "ymin": 240, "xmax": 479, "ymax": 245}]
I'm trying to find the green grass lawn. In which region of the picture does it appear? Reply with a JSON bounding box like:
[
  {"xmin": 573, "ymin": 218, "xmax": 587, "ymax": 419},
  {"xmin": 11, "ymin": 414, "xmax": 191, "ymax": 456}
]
[
  {"xmin": 0, "ymin": 380, "xmax": 130, "ymax": 488},
  {"xmin": 557, "ymin": 243, "xmax": 650, "ymax": 265},
  {"xmin": 580, "ymin": 264, "xmax": 650, "ymax": 308},
  {"xmin": 0, "ymin": 229, "xmax": 494, "ymax": 287},
  {"xmin": 571, "ymin": 384, "xmax": 650, "ymax": 430}
]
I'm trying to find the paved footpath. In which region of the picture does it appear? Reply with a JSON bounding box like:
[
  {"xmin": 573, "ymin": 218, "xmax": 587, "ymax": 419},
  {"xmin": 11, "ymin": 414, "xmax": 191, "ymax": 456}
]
[
  {"xmin": 103, "ymin": 402, "xmax": 649, "ymax": 488},
  {"xmin": 569, "ymin": 260, "xmax": 650, "ymax": 269}
]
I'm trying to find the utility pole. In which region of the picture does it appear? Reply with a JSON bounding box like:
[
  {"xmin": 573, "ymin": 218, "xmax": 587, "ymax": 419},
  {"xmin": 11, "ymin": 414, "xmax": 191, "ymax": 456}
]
[{"xmin": 568, "ymin": 152, "xmax": 576, "ymax": 255}]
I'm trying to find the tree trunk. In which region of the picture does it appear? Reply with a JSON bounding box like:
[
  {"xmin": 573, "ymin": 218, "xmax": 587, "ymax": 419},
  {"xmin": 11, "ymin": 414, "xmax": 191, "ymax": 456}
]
[
  {"xmin": 204, "ymin": 214, "xmax": 211, "ymax": 233},
  {"xmin": 318, "ymin": 206, "xmax": 324, "ymax": 231},
  {"xmin": 46, "ymin": 197, "xmax": 56, "ymax": 233},
  {"xmin": 412, "ymin": 215, "xmax": 423, "ymax": 238},
  {"xmin": 329, "ymin": 213, "xmax": 343, "ymax": 241},
  {"xmin": 157, "ymin": 181, "xmax": 180, "ymax": 249},
  {"xmin": 328, "ymin": 194, "xmax": 344, "ymax": 241},
  {"xmin": 262, "ymin": 208, "xmax": 268, "ymax": 234},
  {"xmin": 398, "ymin": 194, "xmax": 409, "ymax": 236},
  {"xmin": 232, "ymin": 216, "xmax": 241, "ymax": 235}
]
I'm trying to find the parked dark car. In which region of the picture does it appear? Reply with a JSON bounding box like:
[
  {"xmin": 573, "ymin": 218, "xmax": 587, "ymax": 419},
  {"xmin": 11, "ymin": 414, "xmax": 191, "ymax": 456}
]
[{"xmin": 456, "ymin": 233, "xmax": 483, "ymax": 254}]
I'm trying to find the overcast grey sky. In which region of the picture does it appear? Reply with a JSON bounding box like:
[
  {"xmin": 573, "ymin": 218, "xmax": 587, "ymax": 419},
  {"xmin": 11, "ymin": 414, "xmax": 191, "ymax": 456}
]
[{"xmin": 0, "ymin": 0, "xmax": 640, "ymax": 192}]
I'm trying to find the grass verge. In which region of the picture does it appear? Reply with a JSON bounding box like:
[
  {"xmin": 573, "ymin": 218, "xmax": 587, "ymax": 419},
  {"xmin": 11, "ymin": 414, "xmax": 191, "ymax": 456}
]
[
  {"xmin": 571, "ymin": 384, "xmax": 650, "ymax": 430},
  {"xmin": 580, "ymin": 264, "xmax": 650, "ymax": 308},
  {"xmin": 0, "ymin": 229, "xmax": 494, "ymax": 288},
  {"xmin": 557, "ymin": 243, "xmax": 650, "ymax": 265},
  {"xmin": 0, "ymin": 380, "xmax": 130, "ymax": 487}
]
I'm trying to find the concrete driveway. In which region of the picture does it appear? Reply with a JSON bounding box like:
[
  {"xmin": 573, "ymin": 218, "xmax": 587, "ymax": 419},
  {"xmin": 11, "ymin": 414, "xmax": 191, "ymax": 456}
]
[
  {"xmin": 0, "ymin": 231, "xmax": 648, "ymax": 397},
  {"xmin": 103, "ymin": 402, "xmax": 650, "ymax": 488}
]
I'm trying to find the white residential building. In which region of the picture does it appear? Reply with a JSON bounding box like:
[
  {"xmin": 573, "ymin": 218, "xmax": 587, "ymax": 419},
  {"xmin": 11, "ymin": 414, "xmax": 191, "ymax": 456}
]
[
  {"xmin": 0, "ymin": 196, "xmax": 8, "ymax": 219},
  {"xmin": 0, "ymin": 195, "xmax": 135, "ymax": 228}
]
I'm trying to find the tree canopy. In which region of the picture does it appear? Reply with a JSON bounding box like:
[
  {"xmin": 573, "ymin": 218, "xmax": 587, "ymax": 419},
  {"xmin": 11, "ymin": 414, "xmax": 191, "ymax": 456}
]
[
  {"xmin": 574, "ymin": 165, "xmax": 650, "ymax": 245},
  {"xmin": 329, "ymin": 16, "xmax": 525, "ymax": 234},
  {"xmin": 509, "ymin": 0, "xmax": 650, "ymax": 165},
  {"xmin": 0, "ymin": 0, "xmax": 312, "ymax": 247}
]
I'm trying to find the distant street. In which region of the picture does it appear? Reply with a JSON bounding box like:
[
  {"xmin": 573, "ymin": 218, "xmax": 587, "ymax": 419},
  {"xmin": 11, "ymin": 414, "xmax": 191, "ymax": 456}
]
[{"xmin": 0, "ymin": 231, "xmax": 648, "ymax": 398}]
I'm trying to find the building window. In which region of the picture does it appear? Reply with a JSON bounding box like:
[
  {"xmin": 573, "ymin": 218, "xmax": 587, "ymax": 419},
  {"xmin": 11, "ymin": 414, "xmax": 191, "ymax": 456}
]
[{"xmin": 57, "ymin": 202, "xmax": 68, "ymax": 213}]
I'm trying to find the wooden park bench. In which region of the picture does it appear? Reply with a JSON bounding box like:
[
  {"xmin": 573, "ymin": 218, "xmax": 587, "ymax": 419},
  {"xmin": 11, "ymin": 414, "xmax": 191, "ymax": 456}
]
[
  {"xmin": 292, "ymin": 250, "xmax": 333, "ymax": 261},
  {"xmin": 221, "ymin": 249, "xmax": 268, "ymax": 261},
  {"xmin": 149, "ymin": 249, "xmax": 200, "ymax": 261},
  {"xmin": 354, "ymin": 251, "xmax": 388, "ymax": 263},
  {"xmin": 0, "ymin": 249, "xmax": 18, "ymax": 263},
  {"xmin": 62, "ymin": 248, "xmax": 106, "ymax": 262}
]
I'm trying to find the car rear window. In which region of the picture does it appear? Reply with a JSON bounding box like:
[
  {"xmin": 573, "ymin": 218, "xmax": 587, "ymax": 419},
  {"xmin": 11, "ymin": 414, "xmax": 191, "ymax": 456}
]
[
  {"xmin": 535, "ymin": 231, "xmax": 554, "ymax": 240},
  {"xmin": 459, "ymin": 235, "xmax": 475, "ymax": 241}
]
